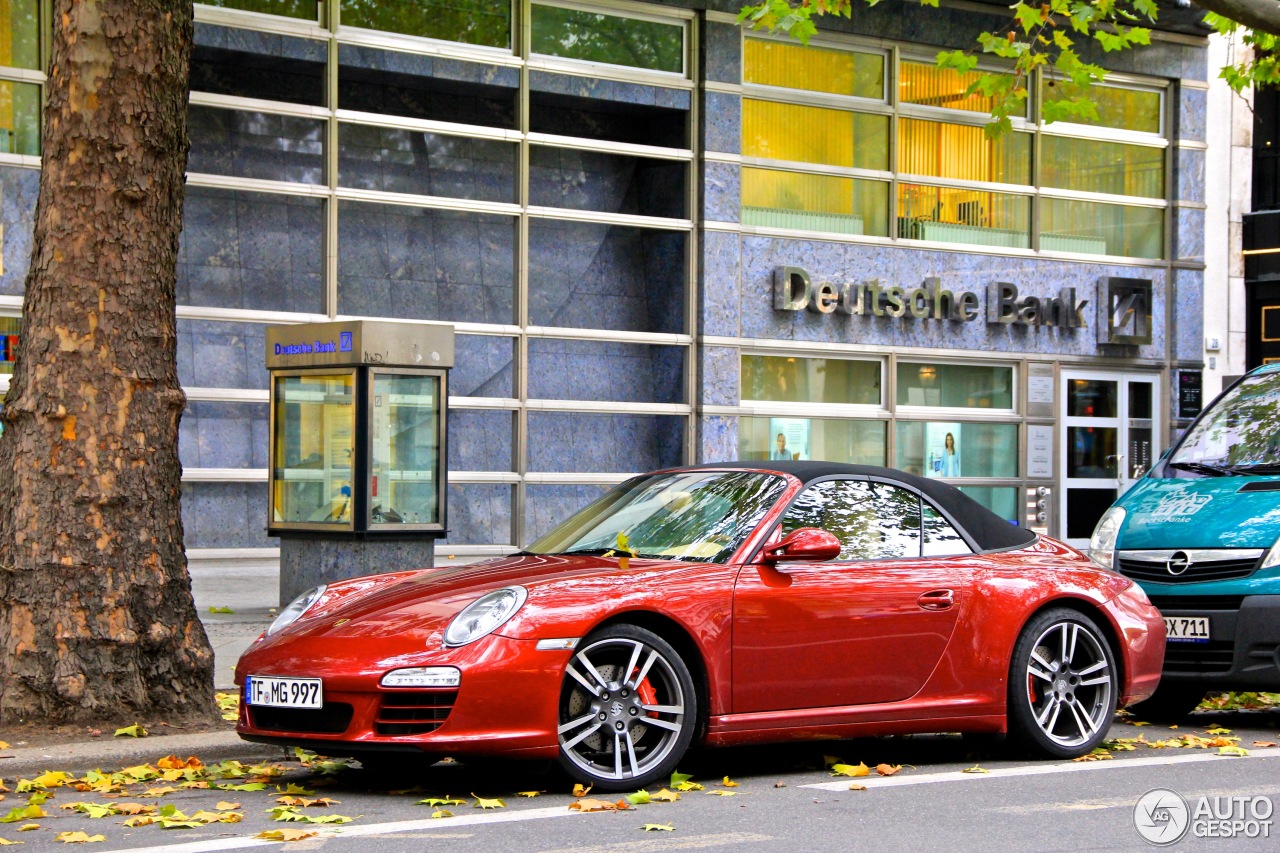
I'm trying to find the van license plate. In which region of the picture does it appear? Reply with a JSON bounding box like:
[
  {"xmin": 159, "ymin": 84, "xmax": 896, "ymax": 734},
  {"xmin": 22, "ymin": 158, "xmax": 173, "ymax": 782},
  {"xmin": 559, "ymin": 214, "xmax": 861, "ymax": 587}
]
[
  {"xmin": 245, "ymin": 676, "xmax": 323, "ymax": 708},
  {"xmin": 1164, "ymin": 616, "xmax": 1210, "ymax": 643}
]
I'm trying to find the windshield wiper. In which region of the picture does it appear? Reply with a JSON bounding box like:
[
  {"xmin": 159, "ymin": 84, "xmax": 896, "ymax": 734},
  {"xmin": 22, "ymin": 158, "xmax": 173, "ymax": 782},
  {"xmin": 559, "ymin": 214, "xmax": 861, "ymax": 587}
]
[
  {"xmin": 1167, "ymin": 460, "xmax": 1241, "ymax": 476},
  {"xmin": 1227, "ymin": 463, "xmax": 1280, "ymax": 475}
]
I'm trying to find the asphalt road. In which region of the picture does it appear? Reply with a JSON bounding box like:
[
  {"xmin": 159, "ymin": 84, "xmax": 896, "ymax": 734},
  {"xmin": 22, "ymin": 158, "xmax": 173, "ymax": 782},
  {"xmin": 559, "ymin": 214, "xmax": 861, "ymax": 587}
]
[{"xmin": 5, "ymin": 710, "xmax": 1279, "ymax": 853}]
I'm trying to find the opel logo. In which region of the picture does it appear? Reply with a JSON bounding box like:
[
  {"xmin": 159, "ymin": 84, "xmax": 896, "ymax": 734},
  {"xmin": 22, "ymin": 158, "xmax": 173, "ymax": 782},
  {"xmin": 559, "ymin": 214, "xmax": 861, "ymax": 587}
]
[{"xmin": 1166, "ymin": 551, "xmax": 1191, "ymax": 576}]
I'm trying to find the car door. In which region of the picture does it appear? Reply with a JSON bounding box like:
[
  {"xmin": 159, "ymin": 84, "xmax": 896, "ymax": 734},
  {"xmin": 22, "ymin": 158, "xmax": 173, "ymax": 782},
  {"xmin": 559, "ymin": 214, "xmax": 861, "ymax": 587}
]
[{"xmin": 732, "ymin": 477, "xmax": 968, "ymax": 713}]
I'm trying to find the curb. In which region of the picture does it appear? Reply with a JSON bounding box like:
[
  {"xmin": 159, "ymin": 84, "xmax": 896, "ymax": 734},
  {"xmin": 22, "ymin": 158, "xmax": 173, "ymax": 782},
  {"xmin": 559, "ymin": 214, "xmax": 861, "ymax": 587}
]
[{"xmin": 0, "ymin": 730, "xmax": 289, "ymax": 777}]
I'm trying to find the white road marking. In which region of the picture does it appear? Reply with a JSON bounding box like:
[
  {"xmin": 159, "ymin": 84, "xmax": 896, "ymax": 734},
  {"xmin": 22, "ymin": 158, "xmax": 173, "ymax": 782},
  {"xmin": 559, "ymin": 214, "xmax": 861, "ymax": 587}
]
[
  {"xmin": 990, "ymin": 784, "xmax": 1280, "ymax": 815},
  {"xmin": 801, "ymin": 749, "xmax": 1280, "ymax": 792},
  {"xmin": 107, "ymin": 805, "xmax": 577, "ymax": 853},
  {"xmin": 537, "ymin": 832, "xmax": 774, "ymax": 853}
]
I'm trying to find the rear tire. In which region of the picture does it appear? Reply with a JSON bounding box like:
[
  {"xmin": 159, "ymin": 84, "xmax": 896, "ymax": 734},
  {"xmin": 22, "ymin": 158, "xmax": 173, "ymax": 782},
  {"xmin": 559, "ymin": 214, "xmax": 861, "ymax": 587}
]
[
  {"xmin": 556, "ymin": 625, "xmax": 697, "ymax": 792},
  {"xmin": 1007, "ymin": 608, "xmax": 1117, "ymax": 759},
  {"xmin": 1128, "ymin": 683, "xmax": 1205, "ymax": 723}
]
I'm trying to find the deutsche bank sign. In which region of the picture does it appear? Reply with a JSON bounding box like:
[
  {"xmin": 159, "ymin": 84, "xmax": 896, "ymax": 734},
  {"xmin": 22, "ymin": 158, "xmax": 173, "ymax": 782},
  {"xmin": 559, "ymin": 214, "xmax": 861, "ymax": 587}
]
[{"xmin": 773, "ymin": 266, "xmax": 1092, "ymax": 330}]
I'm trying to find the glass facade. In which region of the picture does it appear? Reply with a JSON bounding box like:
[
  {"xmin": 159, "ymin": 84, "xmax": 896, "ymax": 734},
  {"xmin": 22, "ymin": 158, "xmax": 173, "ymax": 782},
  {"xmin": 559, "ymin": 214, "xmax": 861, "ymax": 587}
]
[
  {"xmin": 0, "ymin": 1, "xmax": 1202, "ymax": 559},
  {"xmin": 743, "ymin": 38, "xmax": 1170, "ymax": 259}
]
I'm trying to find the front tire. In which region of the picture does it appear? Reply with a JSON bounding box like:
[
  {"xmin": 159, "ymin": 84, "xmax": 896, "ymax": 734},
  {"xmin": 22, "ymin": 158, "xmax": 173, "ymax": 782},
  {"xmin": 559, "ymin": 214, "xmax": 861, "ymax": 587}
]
[
  {"xmin": 556, "ymin": 625, "xmax": 697, "ymax": 791},
  {"xmin": 1007, "ymin": 608, "xmax": 1117, "ymax": 759}
]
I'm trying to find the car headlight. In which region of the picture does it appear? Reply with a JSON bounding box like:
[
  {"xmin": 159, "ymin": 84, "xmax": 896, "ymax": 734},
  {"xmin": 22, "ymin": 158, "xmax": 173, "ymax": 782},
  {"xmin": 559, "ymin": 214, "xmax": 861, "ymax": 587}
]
[
  {"xmin": 267, "ymin": 585, "xmax": 326, "ymax": 636},
  {"xmin": 1263, "ymin": 536, "xmax": 1280, "ymax": 570},
  {"xmin": 1088, "ymin": 507, "xmax": 1126, "ymax": 570},
  {"xmin": 443, "ymin": 586, "xmax": 527, "ymax": 647}
]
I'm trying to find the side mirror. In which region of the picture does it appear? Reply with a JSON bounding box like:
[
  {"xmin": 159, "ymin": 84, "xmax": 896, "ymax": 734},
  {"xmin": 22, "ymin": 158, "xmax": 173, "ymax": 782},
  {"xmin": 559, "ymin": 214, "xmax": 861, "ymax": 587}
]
[{"xmin": 762, "ymin": 527, "xmax": 841, "ymax": 564}]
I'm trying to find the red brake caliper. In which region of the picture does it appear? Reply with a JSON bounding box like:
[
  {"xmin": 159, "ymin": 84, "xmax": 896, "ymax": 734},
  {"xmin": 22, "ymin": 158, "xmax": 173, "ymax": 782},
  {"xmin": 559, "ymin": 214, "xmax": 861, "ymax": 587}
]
[{"xmin": 633, "ymin": 671, "xmax": 659, "ymax": 718}]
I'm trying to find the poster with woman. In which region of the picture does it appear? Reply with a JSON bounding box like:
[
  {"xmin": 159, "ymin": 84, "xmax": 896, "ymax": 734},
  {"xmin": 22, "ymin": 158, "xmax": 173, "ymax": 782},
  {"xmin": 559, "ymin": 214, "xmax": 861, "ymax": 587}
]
[{"xmin": 924, "ymin": 422, "xmax": 962, "ymax": 478}]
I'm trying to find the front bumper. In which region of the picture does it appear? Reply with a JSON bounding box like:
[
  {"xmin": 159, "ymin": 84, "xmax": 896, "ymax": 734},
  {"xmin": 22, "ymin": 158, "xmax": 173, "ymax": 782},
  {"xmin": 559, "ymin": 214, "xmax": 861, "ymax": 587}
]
[
  {"xmin": 234, "ymin": 634, "xmax": 567, "ymax": 759},
  {"xmin": 1148, "ymin": 594, "xmax": 1280, "ymax": 689}
]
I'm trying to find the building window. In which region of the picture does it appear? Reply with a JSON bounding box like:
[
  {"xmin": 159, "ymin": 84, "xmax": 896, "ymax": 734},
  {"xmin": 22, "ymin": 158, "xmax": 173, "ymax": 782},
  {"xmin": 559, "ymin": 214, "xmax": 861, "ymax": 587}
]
[
  {"xmin": 340, "ymin": 0, "xmax": 512, "ymax": 50},
  {"xmin": 896, "ymin": 362, "xmax": 1013, "ymax": 409},
  {"xmin": 740, "ymin": 36, "xmax": 1170, "ymax": 259},
  {"xmin": 743, "ymin": 354, "xmax": 881, "ymax": 405},
  {"xmin": 1, "ymin": 0, "xmax": 40, "ymax": 156},
  {"xmin": 531, "ymin": 4, "xmax": 685, "ymax": 74},
  {"xmin": 198, "ymin": 0, "xmax": 320, "ymax": 20}
]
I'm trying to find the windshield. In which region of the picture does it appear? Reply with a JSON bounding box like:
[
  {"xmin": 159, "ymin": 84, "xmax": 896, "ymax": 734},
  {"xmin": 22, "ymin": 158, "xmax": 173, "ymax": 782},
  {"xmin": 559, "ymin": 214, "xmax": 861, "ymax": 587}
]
[
  {"xmin": 525, "ymin": 470, "xmax": 788, "ymax": 563},
  {"xmin": 1169, "ymin": 369, "xmax": 1280, "ymax": 474}
]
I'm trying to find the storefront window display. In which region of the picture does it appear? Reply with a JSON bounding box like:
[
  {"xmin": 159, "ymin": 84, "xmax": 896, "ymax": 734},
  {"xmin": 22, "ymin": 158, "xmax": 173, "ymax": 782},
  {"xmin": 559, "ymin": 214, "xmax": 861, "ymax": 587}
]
[
  {"xmin": 895, "ymin": 421, "xmax": 1020, "ymax": 479},
  {"xmin": 271, "ymin": 373, "xmax": 356, "ymax": 526},
  {"xmin": 896, "ymin": 363, "xmax": 1014, "ymax": 409}
]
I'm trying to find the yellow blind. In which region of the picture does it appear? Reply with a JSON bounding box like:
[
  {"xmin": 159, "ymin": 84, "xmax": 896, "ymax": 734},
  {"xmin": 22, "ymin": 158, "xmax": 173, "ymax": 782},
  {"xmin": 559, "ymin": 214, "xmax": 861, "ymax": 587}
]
[
  {"xmin": 898, "ymin": 118, "xmax": 1030, "ymax": 185},
  {"xmin": 743, "ymin": 100, "xmax": 853, "ymax": 167},
  {"xmin": 744, "ymin": 38, "xmax": 884, "ymax": 99},
  {"xmin": 899, "ymin": 62, "xmax": 1022, "ymax": 116}
]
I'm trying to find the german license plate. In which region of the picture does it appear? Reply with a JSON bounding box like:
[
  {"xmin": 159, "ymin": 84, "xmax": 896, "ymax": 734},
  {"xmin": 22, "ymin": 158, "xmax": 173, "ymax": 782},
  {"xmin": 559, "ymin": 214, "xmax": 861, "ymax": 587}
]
[
  {"xmin": 245, "ymin": 675, "xmax": 323, "ymax": 708},
  {"xmin": 1164, "ymin": 616, "xmax": 1210, "ymax": 643}
]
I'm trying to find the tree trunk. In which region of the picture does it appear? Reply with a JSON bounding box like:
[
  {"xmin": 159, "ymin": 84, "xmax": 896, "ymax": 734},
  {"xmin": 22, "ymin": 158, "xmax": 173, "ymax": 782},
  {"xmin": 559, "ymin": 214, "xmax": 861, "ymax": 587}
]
[{"xmin": 0, "ymin": 0, "xmax": 214, "ymax": 724}]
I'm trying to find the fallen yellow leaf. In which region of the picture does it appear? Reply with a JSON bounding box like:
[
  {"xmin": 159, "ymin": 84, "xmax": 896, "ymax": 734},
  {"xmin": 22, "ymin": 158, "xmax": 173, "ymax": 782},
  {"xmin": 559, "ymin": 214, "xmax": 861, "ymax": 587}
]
[
  {"xmin": 121, "ymin": 817, "xmax": 153, "ymax": 827},
  {"xmin": 471, "ymin": 795, "xmax": 504, "ymax": 809},
  {"xmin": 721, "ymin": 776, "xmax": 739, "ymax": 788},
  {"xmin": 963, "ymin": 765, "xmax": 990, "ymax": 774},
  {"xmin": 1218, "ymin": 745, "xmax": 1250, "ymax": 757},
  {"xmin": 53, "ymin": 832, "xmax": 106, "ymax": 844},
  {"xmin": 156, "ymin": 756, "xmax": 203, "ymax": 771},
  {"xmin": 113, "ymin": 724, "xmax": 146, "ymax": 738},
  {"xmin": 650, "ymin": 789, "xmax": 680, "ymax": 803},
  {"xmin": 642, "ymin": 823, "xmax": 674, "ymax": 831},
  {"xmin": 848, "ymin": 784, "xmax": 867, "ymax": 791},
  {"xmin": 515, "ymin": 791, "xmax": 543, "ymax": 798},
  {"xmin": 16, "ymin": 827, "xmax": 37, "ymax": 833},
  {"xmin": 568, "ymin": 798, "xmax": 624, "ymax": 812},
  {"xmin": 31, "ymin": 772, "xmax": 72, "ymax": 789},
  {"xmin": 876, "ymin": 764, "xmax": 902, "ymax": 777},
  {"xmin": 431, "ymin": 809, "xmax": 453, "ymax": 819},
  {"xmin": 708, "ymin": 791, "xmax": 737, "ymax": 797},
  {"xmin": 254, "ymin": 829, "xmax": 317, "ymax": 842},
  {"xmin": 830, "ymin": 763, "xmax": 870, "ymax": 778},
  {"xmin": 0, "ymin": 839, "xmax": 22, "ymax": 845},
  {"xmin": 213, "ymin": 802, "xmax": 241, "ymax": 811},
  {"xmin": 571, "ymin": 783, "xmax": 592, "ymax": 798},
  {"xmin": 1253, "ymin": 741, "xmax": 1277, "ymax": 748}
]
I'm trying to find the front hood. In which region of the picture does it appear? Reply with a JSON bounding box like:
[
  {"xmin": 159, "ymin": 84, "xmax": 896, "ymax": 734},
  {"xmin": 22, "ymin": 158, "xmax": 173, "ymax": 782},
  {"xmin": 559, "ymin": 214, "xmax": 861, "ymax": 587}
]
[
  {"xmin": 263, "ymin": 553, "xmax": 689, "ymax": 644},
  {"xmin": 1118, "ymin": 477, "xmax": 1280, "ymax": 550}
]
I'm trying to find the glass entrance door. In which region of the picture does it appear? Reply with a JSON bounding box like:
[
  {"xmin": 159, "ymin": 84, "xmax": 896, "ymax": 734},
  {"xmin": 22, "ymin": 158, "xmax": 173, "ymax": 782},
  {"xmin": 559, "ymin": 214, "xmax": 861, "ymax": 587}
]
[{"xmin": 1060, "ymin": 371, "xmax": 1159, "ymax": 548}]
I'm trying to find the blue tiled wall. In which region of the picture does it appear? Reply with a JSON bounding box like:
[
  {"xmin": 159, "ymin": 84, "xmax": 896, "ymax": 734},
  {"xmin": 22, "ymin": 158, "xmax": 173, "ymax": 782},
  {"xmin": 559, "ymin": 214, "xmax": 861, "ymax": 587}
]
[
  {"xmin": 0, "ymin": 165, "xmax": 38, "ymax": 296},
  {"xmin": 528, "ymin": 338, "xmax": 685, "ymax": 404},
  {"xmin": 182, "ymin": 481, "xmax": 272, "ymax": 549},
  {"xmin": 448, "ymin": 409, "xmax": 513, "ymax": 471},
  {"xmin": 443, "ymin": 483, "xmax": 513, "ymax": 545},
  {"xmin": 178, "ymin": 188, "xmax": 325, "ymax": 314},
  {"xmin": 527, "ymin": 413, "xmax": 684, "ymax": 473},
  {"xmin": 179, "ymin": 402, "xmax": 269, "ymax": 470},
  {"xmin": 527, "ymin": 221, "xmax": 685, "ymax": 333},
  {"xmin": 177, "ymin": 320, "xmax": 270, "ymax": 390},
  {"xmin": 337, "ymin": 203, "xmax": 516, "ymax": 324}
]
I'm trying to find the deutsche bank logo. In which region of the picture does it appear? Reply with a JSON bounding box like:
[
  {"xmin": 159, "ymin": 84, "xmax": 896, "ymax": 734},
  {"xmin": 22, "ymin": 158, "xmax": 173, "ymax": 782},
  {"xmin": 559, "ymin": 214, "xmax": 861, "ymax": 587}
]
[
  {"xmin": 1134, "ymin": 788, "xmax": 1190, "ymax": 845},
  {"xmin": 339, "ymin": 331, "xmax": 353, "ymax": 352},
  {"xmin": 1100, "ymin": 277, "xmax": 1153, "ymax": 345}
]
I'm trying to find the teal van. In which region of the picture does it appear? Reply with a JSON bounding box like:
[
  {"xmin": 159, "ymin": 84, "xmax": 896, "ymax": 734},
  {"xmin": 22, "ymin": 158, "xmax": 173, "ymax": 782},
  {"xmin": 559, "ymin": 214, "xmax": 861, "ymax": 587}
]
[{"xmin": 1087, "ymin": 362, "xmax": 1280, "ymax": 718}]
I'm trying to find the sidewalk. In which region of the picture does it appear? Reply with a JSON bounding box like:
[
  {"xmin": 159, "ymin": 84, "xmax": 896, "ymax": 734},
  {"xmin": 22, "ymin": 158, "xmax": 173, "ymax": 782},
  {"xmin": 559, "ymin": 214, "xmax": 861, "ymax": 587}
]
[
  {"xmin": 0, "ymin": 730, "xmax": 285, "ymax": 777},
  {"xmin": 189, "ymin": 559, "xmax": 277, "ymax": 690}
]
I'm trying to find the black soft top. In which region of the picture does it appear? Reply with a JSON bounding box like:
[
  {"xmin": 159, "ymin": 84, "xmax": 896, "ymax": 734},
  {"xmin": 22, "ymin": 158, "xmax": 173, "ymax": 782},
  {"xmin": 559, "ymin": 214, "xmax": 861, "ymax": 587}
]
[{"xmin": 680, "ymin": 461, "xmax": 1037, "ymax": 553}]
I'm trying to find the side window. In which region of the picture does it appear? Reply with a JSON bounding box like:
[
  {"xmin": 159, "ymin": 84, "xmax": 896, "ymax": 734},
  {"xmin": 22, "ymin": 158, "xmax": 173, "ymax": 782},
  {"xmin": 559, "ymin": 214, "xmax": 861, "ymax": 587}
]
[
  {"xmin": 781, "ymin": 479, "xmax": 922, "ymax": 560},
  {"xmin": 922, "ymin": 501, "xmax": 972, "ymax": 557}
]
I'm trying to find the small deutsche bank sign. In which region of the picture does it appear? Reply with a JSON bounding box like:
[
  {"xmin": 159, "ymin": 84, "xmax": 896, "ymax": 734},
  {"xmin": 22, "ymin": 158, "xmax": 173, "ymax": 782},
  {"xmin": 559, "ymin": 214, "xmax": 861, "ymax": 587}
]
[
  {"xmin": 339, "ymin": 331, "xmax": 353, "ymax": 352},
  {"xmin": 1099, "ymin": 277, "xmax": 1153, "ymax": 346}
]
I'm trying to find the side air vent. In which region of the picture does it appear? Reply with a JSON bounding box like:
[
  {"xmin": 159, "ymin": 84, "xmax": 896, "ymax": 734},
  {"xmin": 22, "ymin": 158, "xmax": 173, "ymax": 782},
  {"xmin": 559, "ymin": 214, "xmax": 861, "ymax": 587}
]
[{"xmin": 1238, "ymin": 481, "xmax": 1280, "ymax": 492}]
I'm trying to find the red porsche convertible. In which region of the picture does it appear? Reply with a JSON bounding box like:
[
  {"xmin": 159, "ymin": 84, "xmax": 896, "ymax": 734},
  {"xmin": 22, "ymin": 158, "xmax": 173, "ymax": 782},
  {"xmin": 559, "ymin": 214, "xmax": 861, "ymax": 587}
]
[{"xmin": 235, "ymin": 462, "xmax": 1164, "ymax": 790}]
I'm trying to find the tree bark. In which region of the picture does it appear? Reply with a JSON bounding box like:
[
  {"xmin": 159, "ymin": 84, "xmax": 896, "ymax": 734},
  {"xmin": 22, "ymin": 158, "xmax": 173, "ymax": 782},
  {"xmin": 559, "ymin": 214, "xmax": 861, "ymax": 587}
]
[{"xmin": 0, "ymin": 0, "xmax": 214, "ymax": 724}]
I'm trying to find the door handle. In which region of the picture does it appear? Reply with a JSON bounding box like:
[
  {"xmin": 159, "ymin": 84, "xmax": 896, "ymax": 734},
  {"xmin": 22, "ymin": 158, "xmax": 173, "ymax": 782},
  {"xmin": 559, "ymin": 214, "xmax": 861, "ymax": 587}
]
[{"xmin": 917, "ymin": 589, "xmax": 955, "ymax": 611}]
